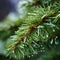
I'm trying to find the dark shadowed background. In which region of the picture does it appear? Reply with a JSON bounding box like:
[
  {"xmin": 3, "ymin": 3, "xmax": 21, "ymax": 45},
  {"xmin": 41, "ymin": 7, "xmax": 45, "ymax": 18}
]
[{"xmin": 0, "ymin": 0, "xmax": 19, "ymax": 21}]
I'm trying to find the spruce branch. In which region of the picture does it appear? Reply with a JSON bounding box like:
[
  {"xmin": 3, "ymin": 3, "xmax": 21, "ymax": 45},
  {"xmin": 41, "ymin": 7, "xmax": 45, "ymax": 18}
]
[
  {"xmin": 12, "ymin": 10, "xmax": 58, "ymax": 50},
  {"xmin": 5, "ymin": 0, "xmax": 60, "ymax": 60}
]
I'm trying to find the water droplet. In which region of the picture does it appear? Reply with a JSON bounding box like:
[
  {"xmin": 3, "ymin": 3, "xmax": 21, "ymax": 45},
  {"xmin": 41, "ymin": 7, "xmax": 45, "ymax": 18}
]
[
  {"xmin": 50, "ymin": 39, "xmax": 53, "ymax": 44},
  {"xmin": 55, "ymin": 41, "xmax": 59, "ymax": 45},
  {"xmin": 42, "ymin": 50, "xmax": 45, "ymax": 52},
  {"xmin": 53, "ymin": 29, "xmax": 55, "ymax": 32},
  {"xmin": 31, "ymin": 55, "xmax": 33, "ymax": 57},
  {"xmin": 15, "ymin": 55, "xmax": 17, "ymax": 58},
  {"xmin": 55, "ymin": 36, "xmax": 58, "ymax": 39},
  {"xmin": 28, "ymin": 56, "xmax": 30, "ymax": 58},
  {"xmin": 33, "ymin": 45, "xmax": 36, "ymax": 47},
  {"xmin": 40, "ymin": 50, "xmax": 43, "ymax": 52},
  {"xmin": 46, "ymin": 35, "xmax": 48, "ymax": 38},
  {"xmin": 40, "ymin": 45, "xmax": 43, "ymax": 47},
  {"xmin": 12, "ymin": 50, "xmax": 14, "ymax": 53},
  {"xmin": 55, "ymin": 36, "xmax": 59, "ymax": 45}
]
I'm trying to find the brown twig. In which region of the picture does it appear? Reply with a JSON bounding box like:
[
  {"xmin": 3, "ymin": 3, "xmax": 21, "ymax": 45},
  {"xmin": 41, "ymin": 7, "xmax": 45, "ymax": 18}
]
[{"xmin": 12, "ymin": 11, "xmax": 58, "ymax": 50}]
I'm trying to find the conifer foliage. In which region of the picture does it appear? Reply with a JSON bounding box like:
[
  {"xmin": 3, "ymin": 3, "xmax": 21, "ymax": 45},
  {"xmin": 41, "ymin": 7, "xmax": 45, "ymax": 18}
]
[{"xmin": 0, "ymin": 0, "xmax": 60, "ymax": 60}]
